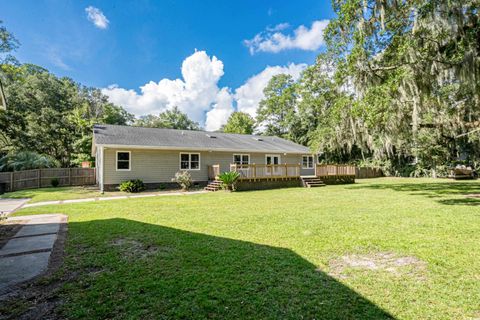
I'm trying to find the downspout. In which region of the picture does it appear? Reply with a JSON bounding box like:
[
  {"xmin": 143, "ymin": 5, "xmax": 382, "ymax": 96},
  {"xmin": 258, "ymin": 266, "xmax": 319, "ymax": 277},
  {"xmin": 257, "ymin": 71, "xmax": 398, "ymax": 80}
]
[{"xmin": 100, "ymin": 146, "xmax": 105, "ymax": 193}]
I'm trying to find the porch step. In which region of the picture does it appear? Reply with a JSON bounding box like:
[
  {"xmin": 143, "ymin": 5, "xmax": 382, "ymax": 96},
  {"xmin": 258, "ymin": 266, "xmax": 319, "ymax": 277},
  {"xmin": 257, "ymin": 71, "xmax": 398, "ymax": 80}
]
[
  {"xmin": 204, "ymin": 180, "xmax": 222, "ymax": 192},
  {"xmin": 301, "ymin": 177, "xmax": 326, "ymax": 188}
]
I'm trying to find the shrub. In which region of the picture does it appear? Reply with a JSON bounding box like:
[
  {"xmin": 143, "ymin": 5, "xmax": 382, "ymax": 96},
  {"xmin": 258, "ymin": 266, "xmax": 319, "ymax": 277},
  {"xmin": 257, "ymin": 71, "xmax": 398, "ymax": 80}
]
[
  {"xmin": 0, "ymin": 151, "xmax": 59, "ymax": 171},
  {"xmin": 119, "ymin": 179, "xmax": 146, "ymax": 193},
  {"xmin": 218, "ymin": 171, "xmax": 240, "ymax": 191},
  {"xmin": 51, "ymin": 178, "xmax": 60, "ymax": 187},
  {"xmin": 173, "ymin": 171, "xmax": 192, "ymax": 191}
]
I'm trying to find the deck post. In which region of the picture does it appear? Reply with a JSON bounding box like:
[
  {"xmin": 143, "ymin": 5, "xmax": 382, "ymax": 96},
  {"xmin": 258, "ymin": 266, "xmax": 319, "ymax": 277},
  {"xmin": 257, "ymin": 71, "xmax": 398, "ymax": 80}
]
[{"xmin": 253, "ymin": 163, "xmax": 256, "ymax": 180}]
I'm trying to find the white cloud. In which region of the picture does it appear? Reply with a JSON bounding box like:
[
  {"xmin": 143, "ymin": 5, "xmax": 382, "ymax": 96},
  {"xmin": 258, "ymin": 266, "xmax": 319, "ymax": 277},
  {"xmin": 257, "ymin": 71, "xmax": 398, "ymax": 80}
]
[
  {"xmin": 205, "ymin": 88, "xmax": 234, "ymax": 131},
  {"xmin": 85, "ymin": 6, "xmax": 109, "ymax": 29},
  {"xmin": 234, "ymin": 63, "xmax": 307, "ymax": 117},
  {"xmin": 102, "ymin": 50, "xmax": 228, "ymax": 125},
  {"xmin": 244, "ymin": 20, "xmax": 329, "ymax": 54},
  {"xmin": 102, "ymin": 50, "xmax": 306, "ymax": 131}
]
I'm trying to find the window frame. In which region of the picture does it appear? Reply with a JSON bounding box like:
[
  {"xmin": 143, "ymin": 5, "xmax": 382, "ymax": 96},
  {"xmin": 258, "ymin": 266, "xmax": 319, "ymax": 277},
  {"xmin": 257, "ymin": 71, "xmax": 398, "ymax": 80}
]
[
  {"xmin": 232, "ymin": 154, "xmax": 250, "ymax": 165},
  {"xmin": 116, "ymin": 151, "xmax": 131, "ymax": 171},
  {"xmin": 179, "ymin": 152, "xmax": 201, "ymax": 171},
  {"xmin": 302, "ymin": 155, "xmax": 314, "ymax": 169},
  {"xmin": 265, "ymin": 154, "xmax": 281, "ymax": 165}
]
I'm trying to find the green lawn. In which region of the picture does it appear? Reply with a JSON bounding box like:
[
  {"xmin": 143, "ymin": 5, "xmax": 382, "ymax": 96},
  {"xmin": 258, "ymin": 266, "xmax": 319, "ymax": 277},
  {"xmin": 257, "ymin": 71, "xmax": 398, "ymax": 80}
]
[
  {"xmin": 0, "ymin": 186, "xmax": 174, "ymax": 203},
  {"xmin": 4, "ymin": 178, "xmax": 480, "ymax": 319},
  {"xmin": 0, "ymin": 186, "xmax": 106, "ymax": 203}
]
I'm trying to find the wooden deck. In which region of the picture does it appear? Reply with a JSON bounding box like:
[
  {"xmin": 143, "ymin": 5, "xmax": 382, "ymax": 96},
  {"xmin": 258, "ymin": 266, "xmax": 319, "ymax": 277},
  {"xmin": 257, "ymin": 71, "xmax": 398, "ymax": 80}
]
[{"xmin": 208, "ymin": 163, "xmax": 356, "ymax": 182}]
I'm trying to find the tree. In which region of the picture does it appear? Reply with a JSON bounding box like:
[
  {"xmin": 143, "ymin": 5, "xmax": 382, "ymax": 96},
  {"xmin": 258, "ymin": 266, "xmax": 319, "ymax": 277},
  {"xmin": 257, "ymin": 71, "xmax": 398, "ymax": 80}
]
[
  {"xmin": 135, "ymin": 106, "xmax": 199, "ymax": 130},
  {"xmin": 222, "ymin": 112, "xmax": 255, "ymax": 134},
  {"xmin": 257, "ymin": 74, "xmax": 301, "ymax": 142},
  {"xmin": 0, "ymin": 151, "xmax": 58, "ymax": 171},
  {"xmin": 0, "ymin": 20, "xmax": 19, "ymax": 64},
  {"xmin": 0, "ymin": 63, "xmax": 133, "ymax": 168}
]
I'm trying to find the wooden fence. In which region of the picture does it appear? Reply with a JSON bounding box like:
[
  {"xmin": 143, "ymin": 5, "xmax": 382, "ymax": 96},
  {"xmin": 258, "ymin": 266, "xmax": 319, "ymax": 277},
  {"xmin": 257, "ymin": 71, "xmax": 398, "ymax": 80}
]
[
  {"xmin": 0, "ymin": 168, "xmax": 96, "ymax": 192},
  {"xmin": 355, "ymin": 167, "xmax": 384, "ymax": 179}
]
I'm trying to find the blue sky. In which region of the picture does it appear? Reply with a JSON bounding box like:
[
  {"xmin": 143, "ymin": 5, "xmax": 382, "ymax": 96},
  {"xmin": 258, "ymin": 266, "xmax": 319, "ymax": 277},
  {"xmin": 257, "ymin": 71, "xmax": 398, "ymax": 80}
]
[{"xmin": 3, "ymin": 0, "xmax": 335, "ymax": 130}]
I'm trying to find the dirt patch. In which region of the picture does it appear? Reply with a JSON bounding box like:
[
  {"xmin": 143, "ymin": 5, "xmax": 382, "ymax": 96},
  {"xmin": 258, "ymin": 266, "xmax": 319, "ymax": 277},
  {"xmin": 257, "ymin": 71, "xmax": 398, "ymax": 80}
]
[
  {"xmin": 466, "ymin": 194, "xmax": 480, "ymax": 198},
  {"xmin": 110, "ymin": 238, "xmax": 162, "ymax": 259},
  {"xmin": 0, "ymin": 220, "xmax": 27, "ymax": 249},
  {"xmin": 328, "ymin": 252, "xmax": 427, "ymax": 279}
]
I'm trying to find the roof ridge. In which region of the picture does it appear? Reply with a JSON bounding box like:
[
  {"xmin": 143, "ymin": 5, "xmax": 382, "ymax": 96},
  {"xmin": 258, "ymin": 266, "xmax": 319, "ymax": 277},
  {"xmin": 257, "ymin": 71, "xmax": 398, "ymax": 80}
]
[{"xmin": 93, "ymin": 123, "xmax": 279, "ymax": 139}]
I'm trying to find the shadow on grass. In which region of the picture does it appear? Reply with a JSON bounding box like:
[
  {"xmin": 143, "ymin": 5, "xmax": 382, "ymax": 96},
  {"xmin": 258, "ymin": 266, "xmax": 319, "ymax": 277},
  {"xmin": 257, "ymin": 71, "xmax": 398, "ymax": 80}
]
[
  {"xmin": 349, "ymin": 181, "xmax": 480, "ymax": 206},
  {"xmin": 53, "ymin": 218, "xmax": 393, "ymax": 319}
]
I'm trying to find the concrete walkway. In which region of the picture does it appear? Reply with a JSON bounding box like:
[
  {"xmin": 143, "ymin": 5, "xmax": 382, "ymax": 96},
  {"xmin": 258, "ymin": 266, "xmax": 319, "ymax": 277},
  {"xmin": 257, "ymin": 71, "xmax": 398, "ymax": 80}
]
[
  {"xmin": 0, "ymin": 214, "xmax": 67, "ymax": 293},
  {"xmin": 0, "ymin": 198, "xmax": 29, "ymax": 215},
  {"xmin": 22, "ymin": 190, "xmax": 208, "ymax": 208}
]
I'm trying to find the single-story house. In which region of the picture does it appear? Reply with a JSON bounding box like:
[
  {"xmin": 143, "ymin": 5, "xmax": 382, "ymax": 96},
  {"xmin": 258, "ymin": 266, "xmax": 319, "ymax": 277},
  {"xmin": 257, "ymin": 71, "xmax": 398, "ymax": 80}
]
[{"xmin": 92, "ymin": 124, "xmax": 323, "ymax": 191}]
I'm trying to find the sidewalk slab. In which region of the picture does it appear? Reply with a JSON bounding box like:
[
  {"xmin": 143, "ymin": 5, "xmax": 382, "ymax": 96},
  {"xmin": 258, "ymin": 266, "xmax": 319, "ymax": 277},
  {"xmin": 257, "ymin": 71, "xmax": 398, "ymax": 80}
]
[
  {"xmin": 0, "ymin": 234, "xmax": 57, "ymax": 256},
  {"xmin": 0, "ymin": 252, "xmax": 51, "ymax": 290},
  {"xmin": 0, "ymin": 214, "xmax": 66, "ymax": 293},
  {"xmin": 0, "ymin": 198, "xmax": 28, "ymax": 214},
  {"xmin": 14, "ymin": 223, "xmax": 60, "ymax": 238}
]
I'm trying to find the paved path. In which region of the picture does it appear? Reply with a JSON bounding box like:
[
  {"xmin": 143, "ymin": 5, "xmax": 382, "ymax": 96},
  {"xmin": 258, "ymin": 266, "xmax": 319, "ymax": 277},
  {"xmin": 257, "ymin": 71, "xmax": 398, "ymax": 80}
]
[
  {"xmin": 0, "ymin": 214, "xmax": 67, "ymax": 293},
  {"xmin": 22, "ymin": 190, "xmax": 208, "ymax": 208},
  {"xmin": 0, "ymin": 198, "xmax": 29, "ymax": 215}
]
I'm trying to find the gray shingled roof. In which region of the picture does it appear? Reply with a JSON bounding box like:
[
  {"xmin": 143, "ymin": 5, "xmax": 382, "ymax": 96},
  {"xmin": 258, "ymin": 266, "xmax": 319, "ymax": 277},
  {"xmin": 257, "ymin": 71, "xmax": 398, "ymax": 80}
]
[{"xmin": 93, "ymin": 124, "xmax": 310, "ymax": 154}]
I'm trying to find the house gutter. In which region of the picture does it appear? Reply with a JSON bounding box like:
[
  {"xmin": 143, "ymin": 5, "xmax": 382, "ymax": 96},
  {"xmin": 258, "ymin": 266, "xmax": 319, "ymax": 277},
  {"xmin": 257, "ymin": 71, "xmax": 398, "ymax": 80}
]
[{"xmin": 94, "ymin": 144, "xmax": 311, "ymax": 155}]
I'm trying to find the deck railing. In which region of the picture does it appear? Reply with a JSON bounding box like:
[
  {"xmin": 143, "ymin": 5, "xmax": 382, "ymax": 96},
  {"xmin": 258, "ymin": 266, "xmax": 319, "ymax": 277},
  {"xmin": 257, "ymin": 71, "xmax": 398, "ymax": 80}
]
[
  {"xmin": 316, "ymin": 164, "xmax": 356, "ymax": 176},
  {"xmin": 229, "ymin": 163, "xmax": 301, "ymax": 180},
  {"xmin": 208, "ymin": 164, "xmax": 221, "ymax": 180}
]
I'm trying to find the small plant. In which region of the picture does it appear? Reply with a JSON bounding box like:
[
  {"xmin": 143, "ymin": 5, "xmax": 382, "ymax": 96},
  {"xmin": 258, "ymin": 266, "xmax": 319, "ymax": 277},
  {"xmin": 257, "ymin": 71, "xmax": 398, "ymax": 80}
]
[
  {"xmin": 51, "ymin": 177, "xmax": 60, "ymax": 187},
  {"xmin": 173, "ymin": 171, "xmax": 192, "ymax": 191},
  {"xmin": 158, "ymin": 183, "xmax": 166, "ymax": 190},
  {"xmin": 218, "ymin": 171, "xmax": 240, "ymax": 191},
  {"xmin": 119, "ymin": 179, "xmax": 146, "ymax": 193}
]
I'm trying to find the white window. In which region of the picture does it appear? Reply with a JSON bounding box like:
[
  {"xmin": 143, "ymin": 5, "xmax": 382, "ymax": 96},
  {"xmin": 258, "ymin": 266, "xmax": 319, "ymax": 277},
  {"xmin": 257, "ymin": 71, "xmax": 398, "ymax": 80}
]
[
  {"xmin": 180, "ymin": 153, "xmax": 200, "ymax": 170},
  {"xmin": 265, "ymin": 154, "xmax": 281, "ymax": 175},
  {"xmin": 302, "ymin": 155, "xmax": 314, "ymax": 169},
  {"xmin": 116, "ymin": 151, "xmax": 131, "ymax": 171},
  {"xmin": 265, "ymin": 154, "xmax": 281, "ymax": 165},
  {"xmin": 233, "ymin": 154, "xmax": 250, "ymax": 165}
]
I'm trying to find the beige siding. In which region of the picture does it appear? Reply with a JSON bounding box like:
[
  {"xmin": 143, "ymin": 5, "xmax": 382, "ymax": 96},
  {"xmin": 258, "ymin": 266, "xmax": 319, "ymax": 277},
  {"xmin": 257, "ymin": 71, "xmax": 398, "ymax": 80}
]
[{"xmin": 103, "ymin": 148, "xmax": 311, "ymax": 184}]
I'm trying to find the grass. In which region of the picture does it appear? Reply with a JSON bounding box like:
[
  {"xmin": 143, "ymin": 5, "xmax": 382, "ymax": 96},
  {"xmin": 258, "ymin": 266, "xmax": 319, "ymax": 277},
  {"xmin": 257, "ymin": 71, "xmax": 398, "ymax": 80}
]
[
  {"xmin": 0, "ymin": 186, "xmax": 179, "ymax": 203},
  {"xmin": 0, "ymin": 186, "xmax": 106, "ymax": 203},
  {"xmin": 4, "ymin": 178, "xmax": 480, "ymax": 319}
]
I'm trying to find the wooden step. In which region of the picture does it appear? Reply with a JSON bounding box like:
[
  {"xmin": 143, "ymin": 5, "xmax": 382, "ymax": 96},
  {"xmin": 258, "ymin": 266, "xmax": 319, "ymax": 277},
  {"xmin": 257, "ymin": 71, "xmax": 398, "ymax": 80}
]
[
  {"xmin": 204, "ymin": 180, "xmax": 223, "ymax": 192},
  {"xmin": 301, "ymin": 176, "xmax": 325, "ymax": 188},
  {"xmin": 306, "ymin": 183, "xmax": 326, "ymax": 187}
]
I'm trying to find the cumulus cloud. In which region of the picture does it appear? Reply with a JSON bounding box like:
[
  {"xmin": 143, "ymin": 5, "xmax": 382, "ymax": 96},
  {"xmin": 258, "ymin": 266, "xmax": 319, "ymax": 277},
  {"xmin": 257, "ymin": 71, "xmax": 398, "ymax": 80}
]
[
  {"xmin": 244, "ymin": 20, "xmax": 329, "ymax": 54},
  {"xmin": 85, "ymin": 6, "xmax": 109, "ymax": 29},
  {"xmin": 102, "ymin": 51, "xmax": 306, "ymax": 131},
  {"xmin": 234, "ymin": 63, "xmax": 307, "ymax": 117},
  {"xmin": 102, "ymin": 50, "xmax": 228, "ymax": 126},
  {"xmin": 205, "ymin": 88, "xmax": 234, "ymax": 131}
]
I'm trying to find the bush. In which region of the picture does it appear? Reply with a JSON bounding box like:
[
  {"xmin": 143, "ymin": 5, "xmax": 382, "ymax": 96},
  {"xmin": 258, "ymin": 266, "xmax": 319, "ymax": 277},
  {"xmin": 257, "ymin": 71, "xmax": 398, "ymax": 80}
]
[
  {"xmin": 0, "ymin": 151, "xmax": 59, "ymax": 172},
  {"xmin": 119, "ymin": 179, "xmax": 146, "ymax": 193},
  {"xmin": 51, "ymin": 178, "xmax": 60, "ymax": 187},
  {"xmin": 218, "ymin": 171, "xmax": 240, "ymax": 191},
  {"xmin": 173, "ymin": 171, "xmax": 192, "ymax": 191}
]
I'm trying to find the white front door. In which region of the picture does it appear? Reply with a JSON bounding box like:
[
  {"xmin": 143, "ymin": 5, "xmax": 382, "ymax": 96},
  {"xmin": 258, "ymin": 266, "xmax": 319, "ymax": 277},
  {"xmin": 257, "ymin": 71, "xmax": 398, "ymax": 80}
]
[{"xmin": 266, "ymin": 155, "xmax": 281, "ymax": 175}]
